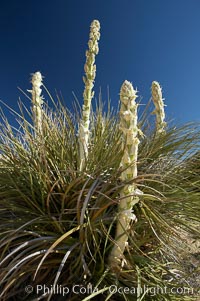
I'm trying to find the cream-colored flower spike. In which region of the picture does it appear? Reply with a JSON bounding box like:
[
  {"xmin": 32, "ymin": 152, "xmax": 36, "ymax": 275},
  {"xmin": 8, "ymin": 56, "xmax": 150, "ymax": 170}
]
[
  {"xmin": 28, "ymin": 72, "xmax": 43, "ymax": 134},
  {"xmin": 151, "ymin": 81, "xmax": 166, "ymax": 134},
  {"xmin": 109, "ymin": 80, "xmax": 142, "ymax": 268},
  {"xmin": 79, "ymin": 20, "xmax": 100, "ymax": 171}
]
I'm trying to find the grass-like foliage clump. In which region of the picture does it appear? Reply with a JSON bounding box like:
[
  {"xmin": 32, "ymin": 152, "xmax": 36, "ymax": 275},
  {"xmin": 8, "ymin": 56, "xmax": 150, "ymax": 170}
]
[{"xmin": 0, "ymin": 20, "xmax": 199, "ymax": 301}]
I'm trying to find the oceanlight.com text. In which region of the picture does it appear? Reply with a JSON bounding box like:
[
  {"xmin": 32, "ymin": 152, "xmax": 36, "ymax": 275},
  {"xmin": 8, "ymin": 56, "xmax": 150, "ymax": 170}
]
[{"xmin": 24, "ymin": 283, "xmax": 197, "ymax": 297}]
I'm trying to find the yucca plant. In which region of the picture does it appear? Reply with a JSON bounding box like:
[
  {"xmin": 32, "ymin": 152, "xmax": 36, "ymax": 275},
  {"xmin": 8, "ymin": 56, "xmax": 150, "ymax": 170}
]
[
  {"xmin": 151, "ymin": 81, "xmax": 166, "ymax": 135},
  {"xmin": 79, "ymin": 19, "xmax": 100, "ymax": 171},
  {"xmin": 28, "ymin": 71, "xmax": 44, "ymax": 135},
  {"xmin": 0, "ymin": 20, "xmax": 199, "ymax": 301},
  {"xmin": 109, "ymin": 80, "xmax": 143, "ymax": 268}
]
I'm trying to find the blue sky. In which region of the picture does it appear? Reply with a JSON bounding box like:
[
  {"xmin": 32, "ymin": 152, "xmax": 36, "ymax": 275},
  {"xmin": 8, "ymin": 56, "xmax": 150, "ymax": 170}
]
[{"xmin": 0, "ymin": 0, "xmax": 200, "ymax": 124}]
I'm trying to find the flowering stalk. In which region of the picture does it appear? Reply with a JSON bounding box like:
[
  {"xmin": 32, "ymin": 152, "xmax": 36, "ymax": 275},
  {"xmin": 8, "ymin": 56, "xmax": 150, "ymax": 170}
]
[
  {"xmin": 151, "ymin": 81, "xmax": 166, "ymax": 134},
  {"xmin": 79, "ymin": 20, "xmax": 100, "ymax": 171},
  {"xmin": 28, "ymin": 72, "xmax": 44, "ymax": 135},
  {"xmin": 109, "ymin": 80, "xmax": 142, "ymax": 267}
]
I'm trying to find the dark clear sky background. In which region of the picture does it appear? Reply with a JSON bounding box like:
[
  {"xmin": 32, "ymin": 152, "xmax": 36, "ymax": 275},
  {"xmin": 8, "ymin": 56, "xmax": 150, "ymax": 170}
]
[{"xmin": 0, "ymin": 0, "xmax": 200, "ymax": 124}]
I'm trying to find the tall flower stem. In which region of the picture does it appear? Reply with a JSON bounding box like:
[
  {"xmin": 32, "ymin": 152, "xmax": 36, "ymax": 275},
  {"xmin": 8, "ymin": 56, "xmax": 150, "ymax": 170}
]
[
  {"xmin": 109, "ymin": 80, "xmax": 142, "ymax": 268},
  {"xmin": 151, "ymin": 81, "xmax": 166, "ymax": 135},
  {"xmin": 79, "ymin": 20, "xmax": 100, "ymax": 171},
  {"xmin": 28, "ymin": 71, "xmax": 44, "ymax": 135}
]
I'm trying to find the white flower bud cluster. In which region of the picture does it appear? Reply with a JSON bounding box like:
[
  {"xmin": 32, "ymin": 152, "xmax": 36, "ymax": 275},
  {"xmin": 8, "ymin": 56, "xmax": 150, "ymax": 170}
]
[
  {"xmin": 28, "ymin": 71, "xmax": 43, "ymax": 134},
  {"xmin": 151, "ymin": 81, "xmax": 166, "ymax": 134},
  {"xmin": 109, "ymin": 80, "xmax": 143, "ymax": 267},
  {"xmin": 88, "ymin": 20, "xmax": 100, "ymax": 55},
  {"xmin": 79, "ymin": 20, "xmax": 100, "ymax": 170},
  {"xmin": 119, "ymin": 80, "xmax": 140, "ymax": 183}
]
